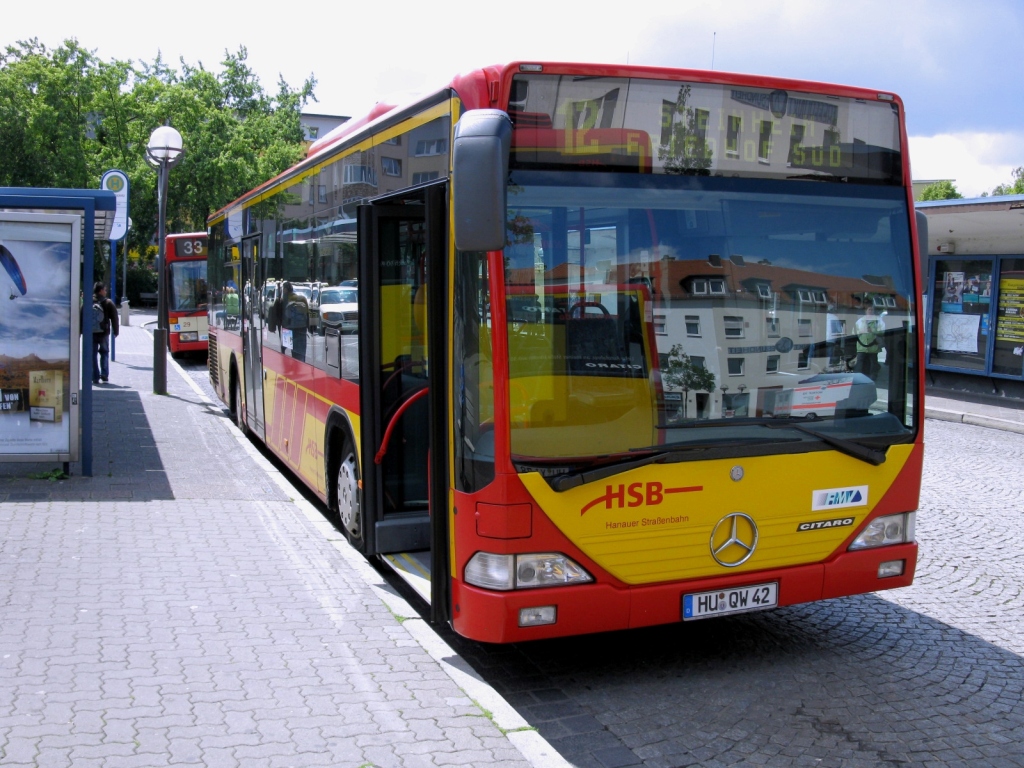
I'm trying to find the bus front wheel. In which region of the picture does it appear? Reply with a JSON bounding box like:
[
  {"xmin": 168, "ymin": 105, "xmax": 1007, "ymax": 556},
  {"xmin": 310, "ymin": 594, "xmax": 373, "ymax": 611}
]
[
  {"xmin": 233, "ymin": 373, "xmax": 248, "ymax": 435},
  {"xmin": 334, "ymin": 434, "xmax": 361, "ymax": 541}
]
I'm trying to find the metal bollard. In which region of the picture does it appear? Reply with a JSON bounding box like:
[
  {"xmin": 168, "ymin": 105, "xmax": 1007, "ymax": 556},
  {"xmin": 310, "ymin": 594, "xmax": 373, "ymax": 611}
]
[{"xmin": 121, "ymin": 298, "xmax": 130, "ymax": 326}]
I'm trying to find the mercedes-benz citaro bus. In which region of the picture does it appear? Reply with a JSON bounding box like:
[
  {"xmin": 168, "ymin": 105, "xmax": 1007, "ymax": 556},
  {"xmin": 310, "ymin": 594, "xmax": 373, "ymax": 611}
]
[{"xmin": 206, "ymin": 61, "xmax": 924, "ymax": 642}]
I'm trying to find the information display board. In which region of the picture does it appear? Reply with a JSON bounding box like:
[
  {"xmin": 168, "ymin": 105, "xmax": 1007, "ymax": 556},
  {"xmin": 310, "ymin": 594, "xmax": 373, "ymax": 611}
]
[{"xmin": 993, "ymin": 270, "xmax": 1024, "ymax": 377}]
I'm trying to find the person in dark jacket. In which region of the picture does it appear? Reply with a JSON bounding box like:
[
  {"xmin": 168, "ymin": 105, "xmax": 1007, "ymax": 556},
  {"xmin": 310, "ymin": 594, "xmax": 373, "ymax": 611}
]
[
  {"xmin": 91, "ymin": 282, "xmax": 120, "ymax": 383},
  {"xmin": 279, "ymin": 281, "xmax": 308, "ymax": 362}
]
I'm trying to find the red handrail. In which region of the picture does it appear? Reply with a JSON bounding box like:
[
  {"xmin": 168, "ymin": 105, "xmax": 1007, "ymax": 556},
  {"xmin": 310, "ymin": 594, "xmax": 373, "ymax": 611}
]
[{"xmin": 375, "ymin": 387, "xmax": 429, "ymax": 465}]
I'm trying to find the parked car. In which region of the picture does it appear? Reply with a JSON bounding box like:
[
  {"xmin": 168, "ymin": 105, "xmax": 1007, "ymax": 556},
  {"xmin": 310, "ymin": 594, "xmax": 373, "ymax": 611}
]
[
  {"xmin": 261, "ymin": 280, "xmax": 279, "ymax": 324},
  {"xmin": 318, "ymin": 286, "xmax": 359, "ymax": 333}
]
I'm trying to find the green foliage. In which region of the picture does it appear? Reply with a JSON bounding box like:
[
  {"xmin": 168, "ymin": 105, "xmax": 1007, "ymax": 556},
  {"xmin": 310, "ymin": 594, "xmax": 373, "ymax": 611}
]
[
  {"xmin": 918, "ymin": 180, "xmax": 963, "ymax": 201},
  {"xmin": 124, "ymin": 261, "xmax": 158, "ymax": 305},
  {"xmin": 991, "ymin": 167, "xmax": 1024, "ymax": 197},
  {"xmin": 0, "ymin": 39, "xmax": 316, "ymax": 255},
  {"xmin": 27, "ymin": 468, "xmax": 68, "ymax": 481},
  {"xmin": 662, "ymin": 344, "xmax": 716, "ymax": 419}
]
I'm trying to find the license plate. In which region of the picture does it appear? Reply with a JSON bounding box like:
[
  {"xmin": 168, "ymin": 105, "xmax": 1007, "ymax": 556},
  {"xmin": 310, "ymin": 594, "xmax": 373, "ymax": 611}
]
[{"xmin": 683, "ymin": 582, "xmax": 778, "ymax": 620}]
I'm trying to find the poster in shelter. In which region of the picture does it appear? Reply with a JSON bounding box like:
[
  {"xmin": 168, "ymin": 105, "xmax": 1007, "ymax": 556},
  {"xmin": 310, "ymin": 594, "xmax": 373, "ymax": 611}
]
[{"xmin": 0, "ymin": 215, "xmax": 76, "ymax": 457}]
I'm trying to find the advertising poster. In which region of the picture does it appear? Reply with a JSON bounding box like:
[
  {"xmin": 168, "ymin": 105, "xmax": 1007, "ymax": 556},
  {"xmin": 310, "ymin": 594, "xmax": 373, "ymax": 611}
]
[
  {"xmin": 0, "ymin": 213, "xmax": 79, "ymax": 460},
  {"xmin": 962, "ymin": 273, "xmax": 992, "ymax": 306},
  {"xmin": 941, "ymin": 271, "xmax": 965, "ymax": 313}
]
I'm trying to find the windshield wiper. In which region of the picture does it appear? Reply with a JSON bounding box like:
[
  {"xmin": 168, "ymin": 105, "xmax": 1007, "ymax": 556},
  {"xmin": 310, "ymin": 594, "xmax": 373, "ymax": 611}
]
[
  {"xmin": 658, "ymin": 416, "xmax": 773, "ymax": 430},
  {"xmin": 763, "ymin": 421, "xmax": 887, "ymax": 466},
  {"xmin": 548, "ymin": 448, "xmax": 703, "ymax": 492},
  {"xmin": 548, "ymin": 437, "xmax": 799, "ymax": 492}
]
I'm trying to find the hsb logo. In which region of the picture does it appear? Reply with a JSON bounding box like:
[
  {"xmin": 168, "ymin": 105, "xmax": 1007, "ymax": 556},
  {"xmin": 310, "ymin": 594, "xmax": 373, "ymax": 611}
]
[{"xmin": 580, "ymin": 482, "xmax": 702, "ymax": 516}]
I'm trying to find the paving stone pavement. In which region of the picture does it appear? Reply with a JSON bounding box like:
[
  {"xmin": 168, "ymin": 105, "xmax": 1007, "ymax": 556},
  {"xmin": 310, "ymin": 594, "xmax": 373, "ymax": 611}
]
[{"xmin": 0, "ymin": 322, "xmax": 564, "ymax": 768}]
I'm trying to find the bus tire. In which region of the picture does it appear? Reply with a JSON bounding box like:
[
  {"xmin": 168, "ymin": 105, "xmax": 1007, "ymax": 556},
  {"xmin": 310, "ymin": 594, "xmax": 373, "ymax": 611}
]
[
  {"xmin": 233, "ymin": 371, "xmax": 248, "ymax": 436},
  {"xmin": 331, "ymin": 430, "xmax": 362, "ymax": 543}
]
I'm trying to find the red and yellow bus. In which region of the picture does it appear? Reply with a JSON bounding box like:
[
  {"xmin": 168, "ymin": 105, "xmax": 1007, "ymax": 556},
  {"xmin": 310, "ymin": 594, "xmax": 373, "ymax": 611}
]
[
  {"xmin": 165, "ymin": 232, "xmax": 209, "ymax": 356},
  {"xmin": 207, "ymin": 62, "xmax": 924, "ymax": 643}
]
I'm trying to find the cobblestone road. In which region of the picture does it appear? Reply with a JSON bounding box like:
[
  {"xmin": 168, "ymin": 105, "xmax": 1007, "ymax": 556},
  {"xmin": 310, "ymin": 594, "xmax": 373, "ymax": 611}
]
[
  {"xmin": 178, "ymin": 350, "xmax": 1024, "ymax": 768},
  {"xmin": 438, "ymin": 418, "xmax": 1024, "ymax": 768}
]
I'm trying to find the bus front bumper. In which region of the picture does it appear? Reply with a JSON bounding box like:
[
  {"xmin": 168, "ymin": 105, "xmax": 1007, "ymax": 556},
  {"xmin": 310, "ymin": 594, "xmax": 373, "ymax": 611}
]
[{"xmin": 450, "ymin": 542, "xmax": 917, "ymax": 643}]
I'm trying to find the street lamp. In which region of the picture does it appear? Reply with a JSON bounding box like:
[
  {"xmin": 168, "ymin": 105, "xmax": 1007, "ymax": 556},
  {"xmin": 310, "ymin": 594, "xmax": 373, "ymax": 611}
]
[{"xmin": 146, "ymin": 125, "xmax": 183, "ymax": 394}]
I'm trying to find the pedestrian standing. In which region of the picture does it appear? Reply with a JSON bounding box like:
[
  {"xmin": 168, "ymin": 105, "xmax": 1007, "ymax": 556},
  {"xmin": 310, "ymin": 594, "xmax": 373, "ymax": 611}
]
[
  {"xmin": 854, "ymin": 302, "xmax": 883, "ymax": 381},
  {"xmin": 280, "ymin": 281, "xmax": 309, "ymax": 362},
  {"xmin": 91, "ymin": 282, "xmax": 119, "ymax": 383}
]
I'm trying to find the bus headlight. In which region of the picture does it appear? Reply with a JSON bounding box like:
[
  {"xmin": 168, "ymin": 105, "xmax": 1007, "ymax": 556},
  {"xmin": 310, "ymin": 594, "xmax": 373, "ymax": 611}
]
[
  {"xmin": 848, "ymin": 512, "xmax": 915, "ymax": 551},
  {"xmin": 516, "ymin": 553, "xmax": 594, "ymax": 588},
  {"xmin": 465, "ymin": 552, "xmax": 593, "ymax": 591},
  {"xmin": 178, "ymin": 332, "xmax": 199, "ymax": 342}
]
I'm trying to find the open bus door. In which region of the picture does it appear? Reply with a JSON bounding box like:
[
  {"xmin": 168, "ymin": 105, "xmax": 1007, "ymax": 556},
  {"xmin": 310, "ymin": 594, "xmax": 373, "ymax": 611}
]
[
  {"xmin": 356, "ymin": 184, "xmax": 451, "ymax": 625},
  {"xmin": 240, "ymin": 235, "xmax": 266, "ymax": 439}
]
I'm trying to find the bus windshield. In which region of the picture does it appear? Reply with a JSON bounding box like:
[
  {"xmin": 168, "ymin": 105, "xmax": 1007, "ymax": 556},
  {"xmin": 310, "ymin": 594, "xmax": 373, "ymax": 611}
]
[
  {"xmin": 170, "ymin": 261, "xmax": 208, "ymax": 311},
  {"xmin": 508, "ymin": 73, "xmax": 902, "ymax": 184},
  {"xmin": 504, "ymin": 172, "xmax": 916, "ymax": 466}
]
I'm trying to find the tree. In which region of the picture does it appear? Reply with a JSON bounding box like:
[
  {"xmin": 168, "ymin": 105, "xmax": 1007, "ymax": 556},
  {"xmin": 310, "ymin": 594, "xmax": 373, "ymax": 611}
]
[
  {"xmin": 110, "ymin": 46, "xmax": 317, "ymax": 253},
  {"xmin": 0, "ymin": 40, "xmax": 316, "ymax": 255},
  {"xmin": 658, "ymin": 84, "xmax": 713, "ymax": 175},
  {"xmin": 991, "ymin": 167, "xmax": 1024, "ymax": 197},
  {"xmin": 0, "ymin": 39, "xmax": 110, "ymax": 189},
  {"xmin": 918, "ymin": 180, "xmax": 962, "ymax": 201},
  {"xmin": 661, "ymin": 344, "xmax": 716, "ymax": 419}
]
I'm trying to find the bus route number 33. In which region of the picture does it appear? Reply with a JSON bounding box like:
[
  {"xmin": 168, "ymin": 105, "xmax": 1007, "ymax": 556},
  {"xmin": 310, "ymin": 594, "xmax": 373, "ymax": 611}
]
[{"xmin": 179, "ymin": 239, "xmax": 206, "ymax": 256}]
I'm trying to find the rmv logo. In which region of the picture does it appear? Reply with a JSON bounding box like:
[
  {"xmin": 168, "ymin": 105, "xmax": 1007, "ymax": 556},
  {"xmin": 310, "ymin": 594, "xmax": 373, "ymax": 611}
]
[
  {"xmin": 812, "ymin": 485, "xmax": 868, "ymax": 512},
  {"xmin": 826, "ymin": 490, "xmax": 861, "ymax": 505},
  {"xmin": 581, "ymin": 482, "xmax": 703, "ymax": 516}
]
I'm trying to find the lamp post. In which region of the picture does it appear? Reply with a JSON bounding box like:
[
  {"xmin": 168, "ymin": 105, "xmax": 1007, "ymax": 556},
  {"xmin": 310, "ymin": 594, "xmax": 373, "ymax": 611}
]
[{"xmin": 146, "ymin": 126, "xmax": 183, "ymax": 394}]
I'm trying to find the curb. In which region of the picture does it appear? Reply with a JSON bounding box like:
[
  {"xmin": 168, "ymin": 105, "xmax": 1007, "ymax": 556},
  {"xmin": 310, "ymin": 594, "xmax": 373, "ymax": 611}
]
[
  {"xmin": 925, "ymin": 406, "xmax": 1024, "ymax": 436},
  {"xmin": 162, "ymin": 348, "xmax": 571, "ymax": 768}
]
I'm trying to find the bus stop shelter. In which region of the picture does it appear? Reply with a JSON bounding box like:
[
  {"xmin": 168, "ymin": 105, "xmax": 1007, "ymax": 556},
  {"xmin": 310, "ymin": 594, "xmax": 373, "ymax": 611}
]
[
  {"xmin": 917, "ymin": 194, "xmax": 1024, "ymax": 401},
  {"xmin": 0, "ymin": 188, "xmax": 116, "ymax": 477}
]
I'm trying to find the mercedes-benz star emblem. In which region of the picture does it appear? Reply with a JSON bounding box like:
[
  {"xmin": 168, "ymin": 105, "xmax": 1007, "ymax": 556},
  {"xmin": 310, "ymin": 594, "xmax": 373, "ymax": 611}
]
[{"xmin": 710, "ymin": 512, "xmax": 758, "ymax": 567}]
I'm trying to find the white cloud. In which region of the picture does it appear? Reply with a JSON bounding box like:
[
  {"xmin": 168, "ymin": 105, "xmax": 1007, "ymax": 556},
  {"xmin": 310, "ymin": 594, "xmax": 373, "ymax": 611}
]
[{"xmin": 908, "ymin": 132, "xmax": 1024, "ymax": 198}]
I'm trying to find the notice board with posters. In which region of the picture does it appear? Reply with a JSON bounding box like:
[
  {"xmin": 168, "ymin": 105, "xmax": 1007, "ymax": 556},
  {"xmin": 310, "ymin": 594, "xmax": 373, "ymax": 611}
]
[
  {"xmin": 994, "ymin": 269, "xmax": 1024, "ymax": 377},
  {"xmin": 0, "ymin": 212, "xmax": 81, "ymax": 462}
]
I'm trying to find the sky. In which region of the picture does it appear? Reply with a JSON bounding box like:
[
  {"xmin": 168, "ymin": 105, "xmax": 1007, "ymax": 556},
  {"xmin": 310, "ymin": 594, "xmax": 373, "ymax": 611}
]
[{"xmin": 5, "ymin": 0, "xmax": 1024, "ymax": 197}]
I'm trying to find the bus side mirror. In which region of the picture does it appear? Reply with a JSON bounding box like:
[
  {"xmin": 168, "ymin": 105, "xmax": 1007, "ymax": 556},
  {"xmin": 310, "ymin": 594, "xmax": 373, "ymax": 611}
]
[{"xmin": 453, "ymin": 109, "xmax": 512, "ymax": 252}]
